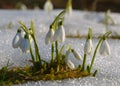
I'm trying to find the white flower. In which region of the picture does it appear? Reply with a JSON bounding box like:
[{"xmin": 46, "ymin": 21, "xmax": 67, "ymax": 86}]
[
  {"xmin": 53, "ymin": 23, "xmax": 65, "ymax": 43},
  {"xmin": 12, "ymin": 29, "xmax": 23, "ymax": 48},
  {"xmin": 20, "ymin": 35, "xmax": 30, "ymax": 53},
  {"xmin": 71, "ymin": 49, "xmax": 82, "ymax": 61},
  {"xmin": 22, "ymin": 31, "xmax": 33, "ymax": 43},
  {"xmin": 65, "ymin": 59, "xmax": 75, "ymax": 70},
  {"xmin": 84, "ymin": 39, "xmax": 93, "ymax": 55},
  {"xmin": 64, "ymin": 49, "xmax": 75, "ymax": 70},
  {"xmin": 20, "ymin": 4, "xmax": 27, "ymax": 10},
  {"xmin": 44, "ymin": 0, "xmax": 53, "ymax": 13},
  {"xmin": 99, "ymin": 40, "xmax": 110, "ymax": 56},
  {"xmin": 45, "ymin": 28, "xmax": 54, "ymax": 44},
  {"xmin": 65, "ymin": 49, "xmax": 71, "ymax": 58}
]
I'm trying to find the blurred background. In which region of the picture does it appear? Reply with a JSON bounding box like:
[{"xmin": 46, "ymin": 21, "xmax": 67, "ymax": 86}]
[{"xmin": 0, "ymin": 0, "xmax": 120, "ymax": 12}]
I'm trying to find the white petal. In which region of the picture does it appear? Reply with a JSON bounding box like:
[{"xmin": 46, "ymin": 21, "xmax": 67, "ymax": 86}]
[
  {"xmin": 45, "ymin": 29, "xmax": 54, "ymax": 44},
  {"xmin": 65, "ymin": 59, "xmax": 75, "ymax": 70},
  {"xmin": 60, "ymin": 26, "xmax": 65, "ymax": 42},
  {"xmin": 45, "ymin": 34, "xmax": 50, "ymax": 45},
  {"xmin": 54, "ymin": 25, "xmax": 65, "ymax": 43},
  {"xmin": 44, "ymin": 0, "xmax": 53, "ymax": 12},
  {"xmin": 50, "ymin": 29, "xmax": 55, "ymax": 43},
  {"xmin": 20, "ymin": 38, "xmax": 30, "ymax": 53},
  {"xmin": 65, "ymin": 49, "xmax": 71, "ymax": 58},
  {"xmin": 72, "ymin": 49, "xmax": 82, "ymax": 61},
  {"xmin": 12, "ymin": 33, "xmax": 22, "ymax": 48},
  {"xmin": 99, "ymin": 40, "xmax": 110, "ymax": 56},
  {"xmin": 105, "ymin": 41, "xmax": 110, "ymax": 55},
  {"xmin": 84, "ymin": 39, "xmax": 92, "ymax": 54}
]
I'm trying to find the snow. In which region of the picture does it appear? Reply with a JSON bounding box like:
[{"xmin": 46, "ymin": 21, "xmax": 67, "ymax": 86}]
[{"xmin": 0, "ymin": 9, "xmax": 120, "ymax": 86}]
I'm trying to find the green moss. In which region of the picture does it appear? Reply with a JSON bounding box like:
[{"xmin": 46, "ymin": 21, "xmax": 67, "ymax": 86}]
[{"xmin": 0, "ymin": 61, "xmax": 93, "ymax": 85}]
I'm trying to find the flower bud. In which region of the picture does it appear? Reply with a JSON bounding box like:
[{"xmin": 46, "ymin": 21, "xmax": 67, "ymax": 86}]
[
  {"xmin": 44, "ymin": 0, "xmax": 53, "ymax": 13},
  {"xmin": 71, "ymin": 49, "xmax": 82, "ymax": 61},
  {"xmin": 65, "ymin": 59, "xmax": 75, "ymax": 70},
  {"xmin": 84, "ymin": 39, "xmax": 93, "ymax": 55}
]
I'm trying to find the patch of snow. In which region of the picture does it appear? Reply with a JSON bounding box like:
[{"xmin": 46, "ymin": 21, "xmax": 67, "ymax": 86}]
[{"xmin": 0, "ymin": 10, "xmax": 120, "ymax": 86}]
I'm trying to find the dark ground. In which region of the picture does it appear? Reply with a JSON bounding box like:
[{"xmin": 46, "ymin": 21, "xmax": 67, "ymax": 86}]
[{"xmin": 0, "ymin": 0, "xmax": 120, "ymax": 12}]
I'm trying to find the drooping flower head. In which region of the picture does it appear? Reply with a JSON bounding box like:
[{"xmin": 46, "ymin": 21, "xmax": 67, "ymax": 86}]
[
  {"xmin": 99, "ymin": 38, "xmax": 110, "ymax": 56},
  {"xmin": 71, "ymin": 49, "xmax": 82, "ymax": 61},
  {"xmin": 104, "ymin": 10, "xmax": 116, "ymax": 25},
  {"xmin": 64, "ymin": 47, "xmax": 75, "ymax": 70},
  {"xmin": 45, "ymin": 25, "xmax": 55, "ymax": 44},
  {"xmin": 53, "ymin": 20, "xmax": 65, "ymax": 43},
  {"xmin": 44, "ymin": 0, "xmax": 53, "ymax": 13},
  {"xmin": 84, "ymin": 28, "xmax": 93, "ymax": 55},
  {"xmin": 20, "ymin": 34, "xmax": 30, "ymax": 53},
  {"xmin": 12, "ymin": 29, "xmax": 23, "ymax": 48},
  {"xmin": 65, "ymin": 59, "xmax": 75, "ymax": 70}
]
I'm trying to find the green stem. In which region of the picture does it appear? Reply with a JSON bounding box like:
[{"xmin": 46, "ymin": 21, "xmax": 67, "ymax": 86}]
[
  {"xmin": 81, "ymin": 54, "xmax": 87, "ymax": 71},
  {"xmin": 89, "ymin": 38, "xmax": 103, "ymax": 73},
  {"xmin": 89, "ymin": 31, "xmax": 112, "ymax": 73},
  {"xmin": 52, "ymin": 10, "xmax": 66, "ymax": 26},
  {"xmin": 88, "ymin": 28, "xmax": 92, "ymax": 39},
  {"xmin": 55, "ymin": 41, "xmax": 59, "ymax": 62},
  {"xmin": 18, "ymin": 21, "xmax": 30, "ymax": 34},
  {"xmin": 29, "ymin": 41, "xmax": 35, "ymax": 62},
  {"xmin": 32, "ymin": 35, "xmax": 42, "ymax": 65},
  {"xmin": 27, "ymin": 34, "xmax": 35, "ymax": 62},
  {"xmin": 19, "ymin": 21, "xmax": 42, "ymax": 66},
  {"xmin": 51, "ymin": 43, "xmax": 54, "ymax": 63}
]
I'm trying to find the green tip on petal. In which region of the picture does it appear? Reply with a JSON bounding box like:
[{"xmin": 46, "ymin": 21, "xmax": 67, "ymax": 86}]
[
  {"xmin": 50, "ymin": 25, "xmax": 53, "ymax": 29},
  {"xmin": 58, "ymin": 20, "xmax": 64, "ymax": 26},
  {"xmin": 24, "ymin": 34, "xmax": 29, "ymax": 39},
  {"xmin": 88, "ymin": 27, "xmax": 92, "ymax": 39},
  {"xmin": 17, "ymin": 28, "xmax": 21, "ymax": 33}
]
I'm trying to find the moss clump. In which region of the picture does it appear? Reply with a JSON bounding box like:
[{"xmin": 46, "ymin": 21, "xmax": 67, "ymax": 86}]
[{"xmin": 0, "ymin": 61, "xmax": 92, "ymax": 85}]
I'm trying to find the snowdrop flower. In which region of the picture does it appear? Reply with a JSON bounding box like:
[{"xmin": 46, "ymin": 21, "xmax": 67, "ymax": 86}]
[
  {"xmin": 84, "ymin": 39, "xmax": 93, "ymax": 55},
  {"xmin": 21, "ymin": 31, "xmax": 33, "ymax": 44},
  {"xmin": 44, "ymin": 0, "xmax": 53, "ymax": 13},
  {"xmin": 104, "ymin": 10, "xmax": 116, "ymax": 25},
  {"xmin": 53, "ymin": 21, "xmax": 65, "ymax": 43},
  {"xmin": 20, "ymin": 34, "xmax": 30, "ymax": 53},
  {"xmin": 45, "ymin": 26, "xmax": 54, "ymax": 44},
  {"xmin": 84, "ymin": 28, "xmax": 93, "ymax": 55},
  {"xmin": 99, "ymin": 40, "xmax": 110, "ymax": 56},
  {"xmin": 65, "ymin": 49, "xmax": 71, "ymax": 58},
  {"xmin": 20, "ymin": 4, "xmax": 27, "ymax": 10},
  {"xmin": 12, "ymin": 29, "xmax": 23, "ymax": 48},
  {"xmin": 71, "ymin": 49, "xmax": 82, "ymax": 61},
  {"xmin": 65, "ymin": 59, "xmax": 75, "ymax": 70},
  {"xmin": 64, "ymin": 49, "xmax": 75, "ymax": 69}
]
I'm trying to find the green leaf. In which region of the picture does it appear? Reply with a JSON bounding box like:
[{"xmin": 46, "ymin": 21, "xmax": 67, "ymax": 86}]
[
  {"xmin": 59, "ymin": 45, "xmax": 65, "ymax": 55},
  {"xmin": 18, "ymin": 21, "xmax": 29, "ymax": 34}
]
